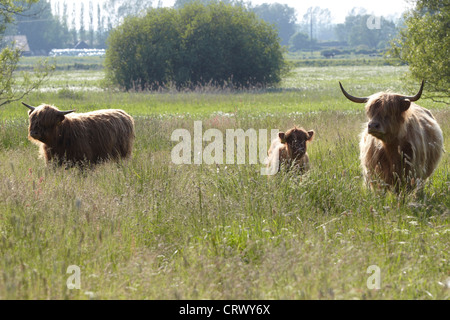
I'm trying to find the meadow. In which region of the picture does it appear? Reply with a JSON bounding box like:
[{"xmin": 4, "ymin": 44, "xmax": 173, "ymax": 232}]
[{"xmin": 0, "ymin": 59, "xmax": 448, "ymax": 300}]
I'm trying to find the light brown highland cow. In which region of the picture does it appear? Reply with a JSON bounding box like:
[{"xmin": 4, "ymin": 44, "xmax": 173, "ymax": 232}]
[
  {"xmin": 267, "ymin": 126, "xmax": 314, "ymax": 174},
  {"xmin": 339, "ymin": 81, "xmax": 444, "ymax": 191},
  {"xmin": 23, "ymin": 102, "xmax": 135, "ymax": 166}
]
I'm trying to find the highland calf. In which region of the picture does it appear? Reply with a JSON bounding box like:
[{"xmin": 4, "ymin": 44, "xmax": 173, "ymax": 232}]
[
  {"xmin": 267, "ymin": 126, "xmax": 314, "ymax": 173},
  {"xmin": 339, "ymin": 81, "xmax": 444, "ymax": 191},
  {"xmin": 23, "ymin": 102, "xmax": 135, "ymax": 166}
]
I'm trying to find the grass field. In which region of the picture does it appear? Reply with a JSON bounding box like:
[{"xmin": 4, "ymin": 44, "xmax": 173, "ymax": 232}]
[{"xmin": 0, "ymin": 61, "xmax": 449, "ymax": 300}]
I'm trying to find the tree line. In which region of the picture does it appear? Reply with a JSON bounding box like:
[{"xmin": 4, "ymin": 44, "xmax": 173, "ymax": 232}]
[
  {"xmin": 3, "ymin": 0, "xmax": 402, "ymax": 55},
  {"xmin": 0, "ymin": 0, "xmax": 447, "ymax": 102}
]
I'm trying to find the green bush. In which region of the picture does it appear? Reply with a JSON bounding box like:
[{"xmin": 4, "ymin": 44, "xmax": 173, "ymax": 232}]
[
  {"xmin": 389, "ymin": 1, "xmax": 449, "ymax": 100},
  {"xmin": 105, "ymin": 3, "xmax": 286, "ymax": 90},
  {"xmin": 57, "ymin": 88, "xmax": 84, "ymax": 100}
]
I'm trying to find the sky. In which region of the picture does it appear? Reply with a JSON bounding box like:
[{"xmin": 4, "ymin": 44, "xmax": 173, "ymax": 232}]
[{"xmin": 51, "ymin": 0, "xmax": 412, "ymax": 26}]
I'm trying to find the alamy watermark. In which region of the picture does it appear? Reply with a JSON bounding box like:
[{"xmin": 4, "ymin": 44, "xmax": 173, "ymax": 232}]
[
  {"xmin": 366, "ymin": 15, "xmax": 381, "ymax": 30},
  {"xmin": 66, "ymin": 265, "xmax": 81, "ymax": 289},
  {"xmin": 366, "ymin": 265, "xmax": 381, "ymax": 290},
  {"xmin": 171, "ymin": 121, "xmax": 281, "ymax": 175}
]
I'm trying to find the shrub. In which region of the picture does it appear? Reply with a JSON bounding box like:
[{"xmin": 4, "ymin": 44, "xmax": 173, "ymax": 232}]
[
  {"xmin": 57, "ymin": 88, "xmax": 84, "ymax": 100},
  {"xmin": 105, "ymin": 3, "xmax": 286, "ymax": 90},
  {"xmin": 389, "ymin": 1, "xmax": 449, "ymax": 100}
]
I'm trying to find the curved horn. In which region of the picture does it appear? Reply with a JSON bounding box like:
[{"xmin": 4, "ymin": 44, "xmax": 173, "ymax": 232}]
[
  {"xmin": 403, "ymin": 80, "xmax": 424, "ymax": 102},
  {"xmin": 59, "ymin": 110, "xmax": 75, "ymax": 116},
  {"xmin": 339, "ymin": 82, "xmax": 369, "ymax": 103},
  {"xmin": 22, "ymin": 102, "xmax": 35, "ymax": 111}
]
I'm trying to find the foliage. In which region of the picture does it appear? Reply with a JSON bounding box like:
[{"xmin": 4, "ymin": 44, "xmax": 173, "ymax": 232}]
[
  {"xmin": 105, "ymin": 8, "xmax": 181, "ymax": 90},
  {"xmin": 250, "ymin": 3, "xmax": 297, "ymax": 47},
  {"xmin": 0, "ymin": 1, "xmax": 35, "ymax": 35},
  {"xmin": 8, "ymin": 0, "xmax": 71, "ymax": 54},
  {"xmin": 289, "ymin": 32, "xmax": 314, "ymax": 51},
  {"xmin": 102, "ymin": 0, "xmax": 154, "ymax": 28},
  {"xmin": 105, "ymin": 2, "xmax": 286, "ymax": 90},
  {"xmin": 389, "ymin": 0, "xmax": 449, "ymax": 100},
  {"xmin": 298, "ymin": 7, "xmax": 335, "ymax": 42},
  {"xmin": 0, "ymin": 48, "xmax": 53, "ymax": 106},
  {"xmin": 0, "ymin": 0, "xmax": 52, "ymax": 107},
  {"xmin": 320, "ymin": 49, "xmax": 339, "ymax": 58},
  {"xmin": 173, "ymin": 0, "xmax": 245, "ymax": 9}
]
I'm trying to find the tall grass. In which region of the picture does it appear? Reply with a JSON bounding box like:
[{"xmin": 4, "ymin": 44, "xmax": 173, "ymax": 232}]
[{"xmin": 0, "ymin": 65, "xmax": 448, "ymax": 300}]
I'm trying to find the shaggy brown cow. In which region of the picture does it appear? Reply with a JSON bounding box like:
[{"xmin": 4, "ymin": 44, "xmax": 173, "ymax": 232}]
[
  {"xmin": 267, "ymin": 126, "xmax": 314, "ymax": 173},
  {"xmin": 23, "ymin": 102, "xmax": 135, "ymax": 166},
  {"xmin": 339, "ymin": 81, "xmax": 444, "ymax": 191}
]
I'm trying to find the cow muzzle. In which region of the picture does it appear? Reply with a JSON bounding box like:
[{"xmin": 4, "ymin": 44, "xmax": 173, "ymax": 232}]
[
  {"xmin": 367, "ymin": 121, "xmax": 385, "ymax": 138},
  {"xmin": 29, "ymin": 131, "xmax": 40, "ymax": 139},
  {"xmin": 368, "ymin": 121, "xmax": 380, "ymax": 131}
]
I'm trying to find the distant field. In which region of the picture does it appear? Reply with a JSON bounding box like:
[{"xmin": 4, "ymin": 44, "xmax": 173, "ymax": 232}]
[
  {"xmin": 0, "ymin": 60, "xmax": 448, "ymax": 300},
  {"xmin": 6, "ymin": 62, "xmax": 441, "ymax": 117},
  {"xmin": 17, "ymin": 56, "xmax": 105, "ymax": 71}
]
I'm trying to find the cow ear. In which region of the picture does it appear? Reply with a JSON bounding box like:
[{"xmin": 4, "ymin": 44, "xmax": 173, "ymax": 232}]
[
  {"xmin": 278, "ymin": 132, "xmax": 286, "ymax": 143},
  {"xmin": 57, "ymin": 113, "xmax": 66, "ymax": 122},
  {"xmin": 307, "ymin": 130, "xmax": 314, "ymax": 141},
  {"xmin": 57, "ymin": 110, "xmax": 73, "ymax": 122},
  {"xmin": 400, "ymin": 99, "xmax": 411, "ymax": 113}
]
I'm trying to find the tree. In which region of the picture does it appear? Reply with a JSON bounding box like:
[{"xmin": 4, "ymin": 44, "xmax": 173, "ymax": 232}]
[
  {"xmin": 69, "ymin": 2, "xmax": 77, "ymax": 45},
  {"xmin": 0, "ymin": 0, "xmax": 52, "ymax": 107},
  {"xmin": 298, "ymin": 7, "xmax": 335, "ymax": 42},
  {"xmin": 11, "ymin": 0, "xmax": 71, "ymax": 54},
  {"xmin": 174, "ymin": 0, "xmax": 244, "ymax": 9},
  {"xmin": 105, "ymin": 3, "xmax": 286, "ymax": 90},
  {"xmin": 389, "ymin": 0, "xmax": 449, "ymax": 100},
  {"xmin": 88, "ymin": 0, "xmax": 94, "ymax": 46},
  {"xmin": 106, "ymin": 8, "xmax": 181, "ymax": 90},
  {"xmin": 103, "ymin": 0, "xmax": 154, "ymax": 28},
  {"xmin": 61, "ymin": 1, "xmax": 70, "ymax": 44},
  {"xmin": 251, "ymin": 3, "xmax": 297, "ymax": 47},
  {"xmin": 289, "ymin": 32, "xmax": 312, "ymax": 51},
  {"xmin": 79, "ymin": 2, "xmax": 86, "ymax": 41},
  {"xmin": 96, "ymin": 3, "xmax": 107, "ymax": 48}
]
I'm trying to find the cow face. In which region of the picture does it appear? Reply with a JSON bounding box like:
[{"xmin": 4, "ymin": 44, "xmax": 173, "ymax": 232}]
[
  {"xmin": 279, "ymin": 127, "xmax": 314, "ymax": 159},
  {"xmin": 26, "ymin": 104, "xmax": 74, "ymax": 145},
  {"xmin": 339, "ymin": 81, "xmax": 424, "ymax": 143},
  {"xmin": 365, "ymin": 95, "xmax": 411, "ymax": 142}
]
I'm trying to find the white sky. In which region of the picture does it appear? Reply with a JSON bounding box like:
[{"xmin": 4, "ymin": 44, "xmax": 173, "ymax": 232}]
[{"xmin": 51, "ymin": 0, "xmax": 411, "ymax": 25}]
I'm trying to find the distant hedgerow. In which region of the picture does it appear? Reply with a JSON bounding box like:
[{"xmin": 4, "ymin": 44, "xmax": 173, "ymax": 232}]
[{"xmin": 105, "ymin": 2, "xmax": 286, "ymax": 90}]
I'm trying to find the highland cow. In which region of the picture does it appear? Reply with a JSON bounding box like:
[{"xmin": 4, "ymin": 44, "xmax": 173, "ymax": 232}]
[
  {"xmin": 267, "ymin": 126, "xmax": 314, "ymax": 173},
  {"xmin": 23, "ymin": 102, "xmax": 135, "ymax": 166},
  {"xmin": 339, "ymin": 81, "xmax": 444, "ymax": 191}
]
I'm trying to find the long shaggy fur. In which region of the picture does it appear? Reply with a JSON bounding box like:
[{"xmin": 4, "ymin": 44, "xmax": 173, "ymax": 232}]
[
  {"xmin": 267, "ymin": 126, "xmax": 314, "ymax": 173},
  {"xmin": 27, "ymin": 104, "xmax": 135, "ymax": 166},
  {"xmin": 360, "ymin": 92, "xmax": 443, "ymax": 191}
]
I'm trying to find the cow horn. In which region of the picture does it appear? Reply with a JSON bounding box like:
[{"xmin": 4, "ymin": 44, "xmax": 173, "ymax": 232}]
[
  {"xmin": 403, "ymin": 80, "xmax": 424, "ymax": 102},
  {"xmin": 59, "ymin": 110, "xmax": 75, "ymax": 116},
  {"xmin": 339, "ymin": 82, "xmax": 369, "ymax": 103},
  {"xmin": 22, "ymin": 102, "xmax": 35, "ymax": 111}
]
